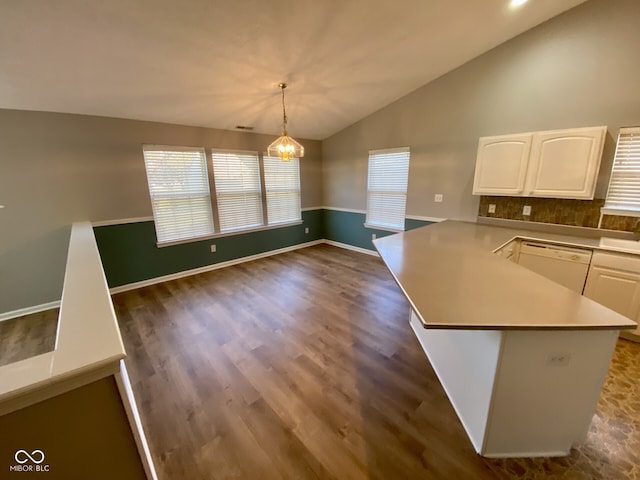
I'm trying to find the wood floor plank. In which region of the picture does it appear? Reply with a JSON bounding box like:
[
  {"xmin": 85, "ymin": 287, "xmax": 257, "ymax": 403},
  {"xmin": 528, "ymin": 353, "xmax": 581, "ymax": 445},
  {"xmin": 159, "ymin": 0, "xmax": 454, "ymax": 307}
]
[
  {"xmin": 113, "ymin": 244, "xmax": 640, "ymax": 480},
  {"xmin": 0, "ymin": 308, "xmax": 58, "ymax": 367}
]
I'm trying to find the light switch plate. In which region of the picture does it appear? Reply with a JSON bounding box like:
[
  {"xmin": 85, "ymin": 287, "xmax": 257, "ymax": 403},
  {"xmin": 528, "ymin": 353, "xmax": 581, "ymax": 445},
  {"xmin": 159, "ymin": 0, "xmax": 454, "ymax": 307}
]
[
  {"xmin": 523, "ymin": 205, "xmax": 532, "ymax": 216},
  {"xmin": 488, "ymin": 204, "xmax": 496, "ymax": 214}
]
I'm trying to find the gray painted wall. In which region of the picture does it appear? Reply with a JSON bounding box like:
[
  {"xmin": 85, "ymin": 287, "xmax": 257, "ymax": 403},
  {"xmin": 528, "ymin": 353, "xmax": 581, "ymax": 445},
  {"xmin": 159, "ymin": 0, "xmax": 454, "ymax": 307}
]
[
  {"xmin": 322, "ymin": 0, "xmax": 640, "ymax": 221},
  {"xmin": 4, "ymin": 0, "xmax": 640, "ymax": 314},
  {"xmin": 0, "ymin": 110, "xmax": 322, "ymax": 313}
]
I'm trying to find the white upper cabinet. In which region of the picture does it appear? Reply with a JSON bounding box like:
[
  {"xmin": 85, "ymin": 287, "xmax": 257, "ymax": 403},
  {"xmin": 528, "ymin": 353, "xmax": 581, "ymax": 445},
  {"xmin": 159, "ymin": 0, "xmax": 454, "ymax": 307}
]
[
  {"xmin": 472, "ymin": 126, "xmax": 606, "ymax": 199},
  {"xmin": 472, "ymin": 134, "xmax": 532, "ymax": 195},
  {"xmin": 525, "ymin": 126, "xmax": 606, "ymax": 199}
]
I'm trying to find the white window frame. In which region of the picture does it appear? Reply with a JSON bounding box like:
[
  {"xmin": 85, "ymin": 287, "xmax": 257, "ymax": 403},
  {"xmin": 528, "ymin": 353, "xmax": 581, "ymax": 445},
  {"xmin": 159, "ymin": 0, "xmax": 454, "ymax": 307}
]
[
  {"xmin": 365, "ymin": 147, "xmax": 411, "ymax": 232},
  {"xmin": 263, "ymin": 155, "xmax": 302, "ymax": 226},
  {"xmin": 210, "ymin": 149, "xmax": 265, "ymax": 233},
  {"xmin": 142, "ymin": 145, "xmax": 215, "ymax": 245},
  {"xmin": 602, "ymin": 127, "xmax": 640, "ymax": 217}
]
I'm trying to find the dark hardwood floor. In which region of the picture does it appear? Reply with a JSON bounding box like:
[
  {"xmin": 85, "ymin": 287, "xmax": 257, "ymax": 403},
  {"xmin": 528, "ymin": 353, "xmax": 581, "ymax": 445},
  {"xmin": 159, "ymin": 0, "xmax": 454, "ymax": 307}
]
[
  {"xmin": 0, "ymin": 308, "xmax": 58, "ymax": 367},
  {"xmin": 113, "ymin": 244, "xmax": 640, "ymax": 480}
]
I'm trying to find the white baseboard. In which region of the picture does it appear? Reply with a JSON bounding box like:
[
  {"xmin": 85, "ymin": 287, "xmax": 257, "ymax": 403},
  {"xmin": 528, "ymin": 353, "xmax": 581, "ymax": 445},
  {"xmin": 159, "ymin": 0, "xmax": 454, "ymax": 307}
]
[
  {"xmin": 0, "ymin": 300, "xmax": 61, "ymax": 323},
  {"xmin": 481, "ymin": 450, "xmax": 569, "ymax": 458},
  {"xmin": 109, "ymin": 240, "xmax": 325, "ymax": 294},
  {"xmin": 322, "ymin": 240, "xmax": 379, "ymax": 257},
  {"xmin": 3, "ymin": 238, "xmax": 380, "ymax": 316},
  {"xmin": 405, "ymin": 214, "xmax": 447, "ymax": 223}
]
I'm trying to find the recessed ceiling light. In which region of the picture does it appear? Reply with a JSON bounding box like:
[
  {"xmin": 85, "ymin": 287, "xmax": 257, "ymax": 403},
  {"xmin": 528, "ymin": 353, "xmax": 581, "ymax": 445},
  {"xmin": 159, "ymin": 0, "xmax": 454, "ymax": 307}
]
[{"xmin": 510, "ymin": 0, "xmax": 528, "ymax": 7}]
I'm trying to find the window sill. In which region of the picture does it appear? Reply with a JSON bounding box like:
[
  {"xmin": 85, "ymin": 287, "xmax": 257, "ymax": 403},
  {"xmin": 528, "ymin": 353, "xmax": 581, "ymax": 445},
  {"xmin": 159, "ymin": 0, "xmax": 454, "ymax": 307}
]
[
  {"xmin": 157, "ymin": 220, "xmax": 304, "ymax": 248},
  {"xmin": 601, "ymin": 207, "xmax": 640, "ymax": 218},
  {"xmin": 363, "ymin": 222, "xmax": 404, "ymax": 233}
]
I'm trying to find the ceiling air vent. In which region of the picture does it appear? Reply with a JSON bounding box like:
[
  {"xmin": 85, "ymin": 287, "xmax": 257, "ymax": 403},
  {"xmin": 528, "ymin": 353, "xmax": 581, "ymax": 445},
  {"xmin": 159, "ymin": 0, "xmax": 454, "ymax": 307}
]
[{"xmin": 235, "ymin": 125, "xmax": 254, "ymax": 131}]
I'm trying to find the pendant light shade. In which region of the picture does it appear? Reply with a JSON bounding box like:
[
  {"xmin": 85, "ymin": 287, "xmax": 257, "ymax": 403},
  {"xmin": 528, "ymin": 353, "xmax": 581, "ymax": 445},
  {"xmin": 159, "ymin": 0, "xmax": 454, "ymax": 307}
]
[{"xmin": 267, "ymin": 83, "xmax": 304, "ymax": 162}]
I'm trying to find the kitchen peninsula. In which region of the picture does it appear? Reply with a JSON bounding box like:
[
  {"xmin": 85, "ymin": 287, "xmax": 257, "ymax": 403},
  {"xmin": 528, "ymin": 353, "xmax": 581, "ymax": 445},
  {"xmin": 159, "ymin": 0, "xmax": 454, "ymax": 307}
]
[{"xmin": 373, "ymin": 221, "xmax": 636, "ymax": 458}]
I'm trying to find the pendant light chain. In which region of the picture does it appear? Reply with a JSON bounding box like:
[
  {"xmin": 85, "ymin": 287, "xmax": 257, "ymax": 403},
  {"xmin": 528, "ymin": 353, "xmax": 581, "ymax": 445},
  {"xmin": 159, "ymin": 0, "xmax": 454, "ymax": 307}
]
[{"xmin": 280, "ymin": 83, "xmax": 288, "ymax": 135}]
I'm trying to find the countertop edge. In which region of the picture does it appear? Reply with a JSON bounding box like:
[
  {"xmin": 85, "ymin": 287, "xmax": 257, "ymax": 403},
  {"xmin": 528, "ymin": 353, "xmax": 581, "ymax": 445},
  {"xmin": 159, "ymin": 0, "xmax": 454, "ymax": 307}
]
[{"xmin": 374, "ymin": 220, "xmax": 638, "ymax": 331}]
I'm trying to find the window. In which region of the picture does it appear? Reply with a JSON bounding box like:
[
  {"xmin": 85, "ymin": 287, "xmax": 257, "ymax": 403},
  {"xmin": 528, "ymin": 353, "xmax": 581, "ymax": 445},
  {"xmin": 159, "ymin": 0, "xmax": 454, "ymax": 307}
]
[
  {"xmin": 142, "ymin": 145, "xmax": 214, "ymax": 244},
  {"xmin": 603, "ymin": 127, "xmax": 640, "ymax": 217},
  {"xmin": 365, "ymin": 147, "xmax": 410, "ymax": 231},
  {"xmin": 263, "ymin": 156, "xmax": 301, "ymax": 225},
  {"xmin": 211, "ymin": 150, "xmax": 264, "ymax": 232}
]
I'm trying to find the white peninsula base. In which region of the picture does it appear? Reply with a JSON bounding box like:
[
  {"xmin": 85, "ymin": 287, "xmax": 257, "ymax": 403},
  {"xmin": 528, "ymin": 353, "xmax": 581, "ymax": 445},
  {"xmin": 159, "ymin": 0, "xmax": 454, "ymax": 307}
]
[{"xmin": 409, "ymin": 311, "xmax": 619, "ymax": 457}]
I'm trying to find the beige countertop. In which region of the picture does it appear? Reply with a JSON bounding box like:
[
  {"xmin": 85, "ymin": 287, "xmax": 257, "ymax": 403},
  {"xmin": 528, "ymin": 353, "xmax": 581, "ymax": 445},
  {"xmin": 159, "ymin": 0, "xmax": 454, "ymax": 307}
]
[{"xmin": 373, "ymin": 220, "xmax": 638, "ymax": 330}]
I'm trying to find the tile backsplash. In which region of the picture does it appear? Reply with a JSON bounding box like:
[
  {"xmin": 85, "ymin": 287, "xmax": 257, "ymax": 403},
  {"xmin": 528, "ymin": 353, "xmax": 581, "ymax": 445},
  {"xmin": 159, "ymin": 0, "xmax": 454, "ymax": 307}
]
[{"xmin": 478, "ymin": 196, "xmax": 638, "ymax": 232}]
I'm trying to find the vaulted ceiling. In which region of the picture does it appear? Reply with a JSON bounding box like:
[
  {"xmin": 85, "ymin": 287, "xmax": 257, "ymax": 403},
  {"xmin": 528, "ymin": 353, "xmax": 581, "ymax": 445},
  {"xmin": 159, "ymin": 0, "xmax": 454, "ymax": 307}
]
[{"xmin": 0, "ymin": 0, "xmax": 587, "ymax": 140}]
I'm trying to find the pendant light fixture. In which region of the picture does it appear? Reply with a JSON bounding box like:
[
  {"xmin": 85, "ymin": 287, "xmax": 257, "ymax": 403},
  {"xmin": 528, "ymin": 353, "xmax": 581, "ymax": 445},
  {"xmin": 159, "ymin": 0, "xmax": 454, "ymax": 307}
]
[{"xmin": 267, "ymin": 82, "xmax": 304, "ymax": 162}]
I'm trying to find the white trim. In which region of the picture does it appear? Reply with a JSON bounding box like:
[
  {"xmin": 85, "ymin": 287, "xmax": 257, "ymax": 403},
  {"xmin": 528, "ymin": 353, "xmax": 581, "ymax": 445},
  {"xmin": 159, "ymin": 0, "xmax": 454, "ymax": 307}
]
[
  {"xmin": 618, "ymin": 126, "xmax": 640, "ymax": 135},
  {"xmin": 143, "ymin": 144, "xmax": 204, "ymax": 153},
  {"xmin": 405, "ymin": 214, "xmax": 447, "ymax": 223},
  {"xmin": 481, "ymin": 450, "xmax": 569, "ymax": 459},
  {"xmin": 91, "ymin": 210, "xmax": 325, "ymax": 229},
  {"xmin": 321, "ymin": 206, "xmax": 367, "ymax": 214},
  {"xmin": 92, "ymin": 217, "xmax": 154, "ymax": 227},
  {"xmin": 363, "ymin": 222, "xmax": 404, "ymax": 233},
  {"xmin": 115, "ymin": 361, "xmax": 158, "ymax": 480},
  {"xmin": 157, "ymin": 220, "xmax": 304, "ymax": 248},
  {"xmin": 369, "ymin": 146, "xmax": 410, "ymax": 155},
  {"xmin": 601, "ymin": 207, "xmax": 640, "ymax": 218},
  {"xmin": 110, "ymin": 240, "xmax": 324, "ymax": 294},
  {"xmin": 321, "ymin": 206, "xmax": 445, "ymax": 223},
  {"xmin": 0, "ymin": 300, "xmax": 61, "ymax": 322},
  {"xmin": 89, "ymin": 209, "xmax": 443, "ymax": 230},
  {"xmin": 322, "ymin": 240, "xmax": 379, "ymax": 257},
  {"xmin": 211, "ymin": 147, "xmax": 259, "ymax": 156},
  {"xmin": 110, "ymin": 238, "xmax": 381, "ymax": 295}
]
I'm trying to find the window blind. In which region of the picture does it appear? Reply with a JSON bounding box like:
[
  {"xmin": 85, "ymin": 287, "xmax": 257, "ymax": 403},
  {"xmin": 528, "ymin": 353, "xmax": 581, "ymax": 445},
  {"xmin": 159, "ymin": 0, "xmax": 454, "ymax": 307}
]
[
  {"xmin": 211, "ymin": 150, "xmax": 264, "ymax": 232},
  {"xmin": 142, "ymin": 145, "xmax": 214, "ymax": 244},
  {"xmin": 263, "ymin": 156, "xmax": 301, "ymax": 225},
  {"xmin": 604, "ymin": 127, "xmax": 640, "ymax": 216},
  {"xmin": 366, "ymin": 147, "xmax": 410, "ymax": 230}
]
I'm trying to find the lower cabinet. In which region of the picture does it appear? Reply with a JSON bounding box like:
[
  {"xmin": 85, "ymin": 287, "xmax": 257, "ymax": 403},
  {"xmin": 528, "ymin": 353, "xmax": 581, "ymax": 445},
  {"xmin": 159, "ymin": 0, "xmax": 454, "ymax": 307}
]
[{"xmin": 583, "ymin": 252, "xmax": 640, "ymax": 339}]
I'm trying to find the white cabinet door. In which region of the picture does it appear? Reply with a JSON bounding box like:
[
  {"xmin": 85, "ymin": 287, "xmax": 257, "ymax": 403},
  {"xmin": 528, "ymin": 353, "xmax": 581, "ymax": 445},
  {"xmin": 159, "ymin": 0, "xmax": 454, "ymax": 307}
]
[
  {"xmin": 525, "ymin": 126, "xmax": 606, "ymax": 199},
  {"xmin": 583, "ymin": 265, "xmax": 640, "ymax": 319},
  {"xmin": 472, "ymin": 134, "xmax": 532, "ymax": 195}
]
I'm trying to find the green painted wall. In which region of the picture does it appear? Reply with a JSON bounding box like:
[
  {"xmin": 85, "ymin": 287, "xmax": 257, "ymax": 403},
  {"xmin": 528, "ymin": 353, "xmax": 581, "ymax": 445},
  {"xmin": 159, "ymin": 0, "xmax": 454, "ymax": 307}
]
[
  {"xmin": 94, "ymin": 208, "xmax": 433, "ymax": 288},
  {"xmin": 322, "ymin": 209, "xmax": 433, "ymax": 251},
  {"xmin": 95, "ymin": 209, "xmax": 323, "ymax": 288}
]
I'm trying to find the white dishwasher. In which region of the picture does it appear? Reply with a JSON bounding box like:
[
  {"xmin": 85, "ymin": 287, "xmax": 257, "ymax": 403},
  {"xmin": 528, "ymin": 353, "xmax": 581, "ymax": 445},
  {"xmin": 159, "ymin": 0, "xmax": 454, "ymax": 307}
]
[{"xmin": 517, "ymin": 241, "xmax": 592, "ymax": 293}]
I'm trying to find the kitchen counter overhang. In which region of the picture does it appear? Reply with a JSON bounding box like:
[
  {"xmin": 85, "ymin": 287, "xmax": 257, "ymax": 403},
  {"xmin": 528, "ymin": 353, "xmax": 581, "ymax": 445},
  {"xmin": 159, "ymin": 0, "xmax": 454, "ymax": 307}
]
[
  {"xmin": 373, "ymin": 220, "xmax": 636, "ymax": 331},
  {"xmin": 373, "ymin": 220, "xmax": 635, "ymax": 458}
]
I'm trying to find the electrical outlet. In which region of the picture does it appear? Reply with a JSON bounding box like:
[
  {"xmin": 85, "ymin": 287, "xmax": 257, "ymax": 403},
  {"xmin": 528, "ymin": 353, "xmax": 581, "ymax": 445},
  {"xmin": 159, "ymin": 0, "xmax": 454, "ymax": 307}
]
[
  {"xmin": 304, "ymin": 227, "xmax": 309, "ymax": 234},
  {"xmin": 488, "ymin": 204, "xmax": 496, "ymax": 214},
  {"xmin": 372, "ymin": 233, "xmax": 376, "ymax": 240},
  {"xmin": 434, "ymin": 194, "xmax": 443, "ymax": 203},
  {"xmin": 210, "ymin": 244, "xmax": 217, "ymax": 253},
  {"xmin": 547, "ymin": 352, "xmax": 571, "ymax": 366},
  {"xmin": 523, "ymin": 205, "xmax": 532, "ymax": 216}
]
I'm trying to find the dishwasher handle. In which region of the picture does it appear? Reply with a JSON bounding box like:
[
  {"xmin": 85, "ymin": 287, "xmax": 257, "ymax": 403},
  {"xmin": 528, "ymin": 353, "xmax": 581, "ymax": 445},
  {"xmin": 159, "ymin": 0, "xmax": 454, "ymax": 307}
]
[{"xmin": 519, "ymin": 242, "xmax": 592, "ymax": 264}]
